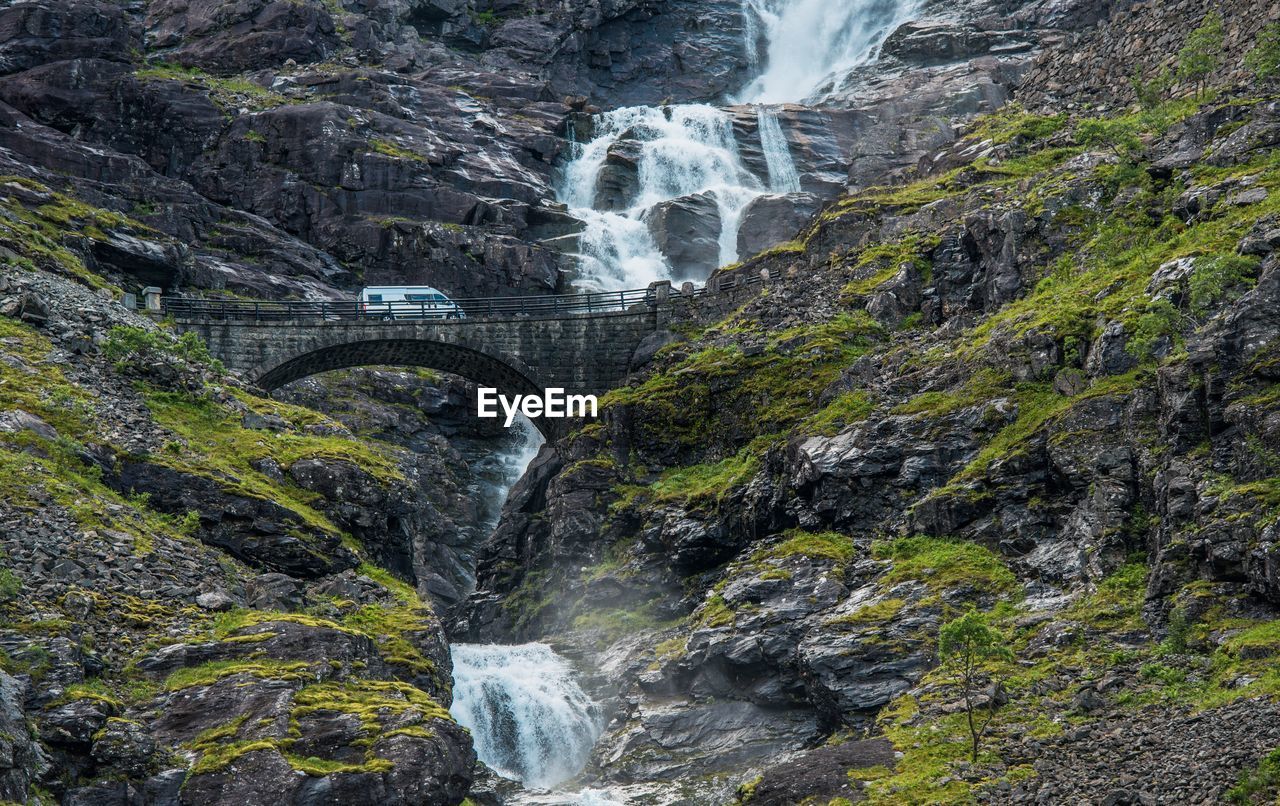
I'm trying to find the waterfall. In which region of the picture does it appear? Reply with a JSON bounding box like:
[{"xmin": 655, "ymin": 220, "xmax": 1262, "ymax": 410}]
[
  {"xmin": 735, "ymin": 0, "xmax": 921, "ymax": 104},
  {"xmin": 450, "ymin": 643, "xmax": 604, "ymax": 790},
  {"xmin": 756, "ymin": 106, "xmax": 801, "ymax": 193},
  {"xmin": 557, "ymin": 0, "xmax": 917, "ymax": 291},
  {"xmin": 475, "ymin": 416, "xmax": 543, "ymax": 535},
  {"xmin": 558, "ymin": 105, "xmax": 765, "ymax": 291}
]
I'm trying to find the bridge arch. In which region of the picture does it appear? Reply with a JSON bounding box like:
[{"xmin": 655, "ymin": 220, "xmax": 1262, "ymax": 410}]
[{"xmin": 252, "ymin": 338, "xmax": 553, "ymax": 436}]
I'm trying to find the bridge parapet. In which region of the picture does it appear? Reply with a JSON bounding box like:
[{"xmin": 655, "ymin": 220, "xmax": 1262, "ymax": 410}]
[{"xmin": 163, "ymin": 272, "xmax": 775, "ymax": 436}]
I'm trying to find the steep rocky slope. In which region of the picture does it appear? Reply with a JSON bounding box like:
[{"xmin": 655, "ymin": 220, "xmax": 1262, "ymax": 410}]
[
  {"xmin": 0, "ymin": 259, "xmax": 479, "ymax": 801},
  {"xmin": 463, "ymin": 92, "xmax": 1280, "ymax": 802}
]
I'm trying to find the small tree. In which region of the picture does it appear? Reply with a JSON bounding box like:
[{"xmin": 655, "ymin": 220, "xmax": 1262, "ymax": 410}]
[
  {"xmin": 1246, "ymin": 22, "xmax": 1280, "ymax": 87},
  {"xmin": 1177, "ymin": 12, "xmax": 1225, "ymax": 98},
  {"xmin": 1130, "ymin": 64, "xmax": 1173, "ymax": 109},
  {"xmin": 939, "ymin": 609, "xmax": 1013, "ymax": 763},
  {"xmin": 1076, "ymin": 117, "xmax": 1143, "ymax": 161}
]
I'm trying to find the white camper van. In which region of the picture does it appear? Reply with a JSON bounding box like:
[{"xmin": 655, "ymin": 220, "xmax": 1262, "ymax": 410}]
[{"xmin": 359, "ymin": 286, "xmax": 466, "ymax": 320}]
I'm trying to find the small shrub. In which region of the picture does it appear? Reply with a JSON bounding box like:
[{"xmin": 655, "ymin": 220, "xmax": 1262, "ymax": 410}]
[
  {"xmin": 1227, "ymin": 748, "xmax": 1280, "ymax": 804},
  {"xmin": 1177, "ymin": 12, "xmax": 1225, "ymax": 97},
  {"xmin": 1246, "ymin": 22, "xmax": 1280, "ymax": 86}
]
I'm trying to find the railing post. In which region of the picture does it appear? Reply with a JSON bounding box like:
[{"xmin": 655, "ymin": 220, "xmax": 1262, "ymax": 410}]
[
  {"xmin": 648, "ymin": 281, "xmax": 671, "ymax": 308},
  {"xmin": 142, "ymin": 287, "xmax": 162, "ymax": 314}
]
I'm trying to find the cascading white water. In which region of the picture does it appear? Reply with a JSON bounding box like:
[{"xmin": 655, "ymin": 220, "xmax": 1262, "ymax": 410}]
[
  {"xmin": 559, "ymin": 105, "xmax": 767, "ymax": 291},
  {"xmin": 757, "ymin": 106, "xmax": 801, "ymax": 193},
  {"xmin": 450, "ymin": 643, "xmax": 604, "ymax": 790},
  {"xmin": 468, "ymin": 1, "xmax": 921, "ymax": 793},
  {"xmin": 559, "ymin": 0, "xmax": 917, "ymax": 291},
  {"xmin": 474, "ymin": 416, "xmax": 543, "ymax": 535},
  {"xmin": 736, "ymin": 0, "xmax": 922, "ymax": 104}
]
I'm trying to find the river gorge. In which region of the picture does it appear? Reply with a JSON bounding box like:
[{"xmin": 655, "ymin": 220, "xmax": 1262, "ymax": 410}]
[{"xmin": 1, "ymin": 0, "xmax": 1279, "ymax": 803}]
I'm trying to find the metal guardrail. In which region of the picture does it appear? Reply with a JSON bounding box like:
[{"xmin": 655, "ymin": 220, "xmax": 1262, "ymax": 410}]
[{"xmin": 160, "ymin": 273, "xmax": 765, "ymax": 323}]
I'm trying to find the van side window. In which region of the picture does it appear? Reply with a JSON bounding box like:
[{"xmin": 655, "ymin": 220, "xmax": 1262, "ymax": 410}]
[
  {"xmin": 405, "ymin": 294, "xmax": 430, "ymax": 301},
  {"xmin": 367, "ymin": 294, "xmax": 383, "ymax": 302}
]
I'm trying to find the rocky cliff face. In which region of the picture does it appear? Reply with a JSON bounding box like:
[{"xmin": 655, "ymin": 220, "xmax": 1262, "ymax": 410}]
[
  {"xmin": 2, "ymin": 0, "xmax": 1280, "ymax": 803},
  {"xmin": 463, "ymin": 92, "xmax": 1280, "ymax": 802},
  {"xmin": 0, "ymin": 262, "xmax": 479, "ymax": 802}
]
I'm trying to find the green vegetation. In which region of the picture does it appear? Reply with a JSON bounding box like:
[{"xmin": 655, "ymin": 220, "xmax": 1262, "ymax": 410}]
[
  {"xmin": 142, "ymin": 386, "xmax": 402, "ymax": 545},
  {"xmin": 164, "ymin": 659, "xmax": 314, "ymax": 692},
  {"xmin": 1177, "ymin": 12, "xmax": 1225, "ymax": 97},
  {"xmin": 603, "ymin": 314, "xmax": 878, "ymax": 452},
  {"xmin": 1246, "ymin": 22, "xmax": 1280, "ymax": 85},
  {"xmin": 840, "ymin": 234, "xmax": 939, "ymax": 300},
  {"xmin": 752, "ymin": 530, "xmax": 855, "ymax": 566},
  {"xmin": 1227, "ymin": 747, "xmax": 1280, "ymax": 804},
  {"xmin": 939, "ymin": 609, "xmax": 1014, "ymax": 761},
  {"xmin": 694, "ymin": 594, "xmax": 735, "ymax": 629},
  {"xmin": 874, "ymin": 536, "xmax": 1016, "ymax": 598},
  {"xmin": 135, "ymin": 63, "xmax": 290, "ymax": 111},
  {"xmin": 0, "ymin": 176, "xmax": 140, "ymax": 290},
  {"xmin": 186, "ymin": 678, "xmax": 452, "ymax": 776},
  {"xmin": 966, "ymin": 104, "xmax": 1068, "ymax": 145},
  {"xmin": 370, "ymin": 139, "xmax": 427, "ymax": 162},
  {"xmin": 638, "ymin": 448, "xmax": 761, "ymax": 511},
  {"xmin": 801, "ymin": 390, "xmax": 874, "ymax": 436},
  {"xmin": 104, "ymin": 326, "xmax": 223, "ymax": 372}
]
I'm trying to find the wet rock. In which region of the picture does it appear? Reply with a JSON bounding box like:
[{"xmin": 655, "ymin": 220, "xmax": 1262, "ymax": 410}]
[
  {"xmin": 106, "ymin": 461, "xmax": 357, "ymax": 578},
  {"xmin": 91, "ymin": 718, "xmax": 159, "ymax": 778},
  {"xmin": 744, "ymin": 738, "xmax": 897, "ymax": 806},
  {"xmin": 0, "ymin": 671, "xmax": 44, "ymax": 801},
  {"xmin": 736, "ymin": 193, "xmax": 821, "ymax": 259},
  {"xmin": 644, "ymin": 192, "xmax": 722, "ymax": 280}
]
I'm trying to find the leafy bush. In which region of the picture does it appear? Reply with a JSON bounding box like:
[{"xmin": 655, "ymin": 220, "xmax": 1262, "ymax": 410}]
[
  {"xmin": 1246, "ymin": 22, "xmax": 1280, "ymax": 85},
  {"xmin": 1177, "ymin": 12, "xmax": 1225, "ymax": 97},
  {"xmin": 103, "ymin": 326, "xmax": 222, "ymax": 372}
]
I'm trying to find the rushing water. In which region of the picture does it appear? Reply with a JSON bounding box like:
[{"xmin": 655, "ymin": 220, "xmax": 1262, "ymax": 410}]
[
  {"xmin": 736, "ymin": 0, "xmax": 919, "ymax": 104},
  {"xmin": 450, "ymin": 643, "xmax": 605, "ymax": 790},
  {"xmin": 456, "ymin": 1, "xmax": 923, "ymax": 796},
  {"xmin": 558, "ymin": 0, "xmax": 917, "ymax": 291}
]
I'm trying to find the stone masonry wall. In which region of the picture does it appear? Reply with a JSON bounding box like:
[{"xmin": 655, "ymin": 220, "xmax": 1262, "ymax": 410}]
[{"xmin": 1018, "ymin": 0, "xmax": 1280, "ymax": 109}]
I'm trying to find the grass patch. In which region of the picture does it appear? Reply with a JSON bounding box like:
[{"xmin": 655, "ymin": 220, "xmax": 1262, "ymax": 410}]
[{"xmin": 874, "ymin": 536, "xmax": 1016, "ymax": 597}]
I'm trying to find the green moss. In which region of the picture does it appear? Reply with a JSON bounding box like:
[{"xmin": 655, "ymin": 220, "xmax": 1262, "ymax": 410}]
[
  {"xmin": 694, "ymin": 594, "xmax": 735, "ymax": 629},
  {"xmin": 142, "ymin": 387, "xmax": 403, "ymax": 544},
  {"xmin": 135, "ymin": 63, "xmax": 289, "ymax": 111},
  {"xmin": 1227, "ymin": 747, "xmax": 1280, "ymax": 804},
  {"xmin": 163, "ymin": 660, "xmax": 315, "ymax": 692},
  {"xmin": 840, "ymin": 234, "xmax": 939, "ymax": 300},
  {"xmin": 802, "ymin": 391, "xmax": 874, "ymax": 436},
  {"xmin": 1064, "ymin": 561, "xmax": 1148, "ymax": 631},
  {"xmin": 966, "ymin": 104, "xmax": 1069, "ymax": 145},
  {"xmin": 645, "ymin": 449, "xmax": 762, "ymax": 511},
  {"xmin": 873, "ymin": 536, "xmax": 1017, "ymax": 597},
  {"xmin": 370, "ymin": 139, "xmax": 427, "ymax": 162},
  {"xmin": 291, "ymin": 679, "xmax": 452, "ymax": 729},
  {"xmin": 601, "ymin": 314, "xmax": 879, "ymax": 457},
  {"xmin": 826, "ymin": 598, "xmax": 907, "ymax": 628},
  {"xmin": 753, "ymin": 530, "xmax": 855, "ymax": 565}
]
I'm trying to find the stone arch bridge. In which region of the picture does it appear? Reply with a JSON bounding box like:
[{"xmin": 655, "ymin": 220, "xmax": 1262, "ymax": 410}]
[{"xmin": 162, "ymin": 277, "xmax": 766, "ymax": 437}]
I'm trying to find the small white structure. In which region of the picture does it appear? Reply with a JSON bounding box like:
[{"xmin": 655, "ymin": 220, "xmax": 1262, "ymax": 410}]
[{"xmin": 359, "ymin": 285, "xmax": 466, "ymax": 320}]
